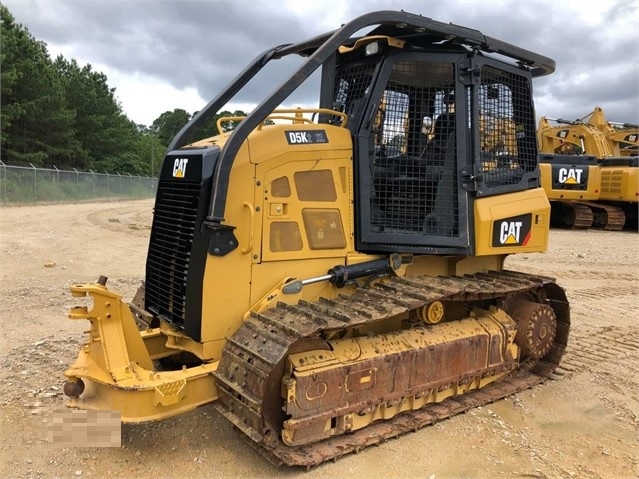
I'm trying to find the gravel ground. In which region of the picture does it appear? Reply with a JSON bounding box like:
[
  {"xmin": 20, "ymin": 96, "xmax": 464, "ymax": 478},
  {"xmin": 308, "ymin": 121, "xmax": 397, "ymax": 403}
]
[{"xmin": 0, "ymin": 200, "xmax": 637, "ymax": 479}]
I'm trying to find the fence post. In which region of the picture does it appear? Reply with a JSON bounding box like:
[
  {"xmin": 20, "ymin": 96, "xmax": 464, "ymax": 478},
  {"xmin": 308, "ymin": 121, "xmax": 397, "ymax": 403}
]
[
  {"xmin": 105, "ymin": 171, "xmax": 110, "ymax": 202},
  {"xmin": 117, "ymin": 172, "xmax": 122, "ymax": 201},
  {"xmin": 29, "ymin": 163, "xmax": 37, "ymax": 205},
  {"xmin": 127, "ymin": 173, "xmax": 133, "ymax": 199},
  {"xmin": 73, "ymin": 168, "xmax": 79, "ymax": 204},
  {"xmin": 89, "ymin": 169, "xmax": 95, "ymax": 202},
  {"xmin": 53, "ymin": 165, "xmax": 60, "ymax": 204},
  {"xmin": 0, "ymin": 160, "xmax": 5, "ymax": 206}
]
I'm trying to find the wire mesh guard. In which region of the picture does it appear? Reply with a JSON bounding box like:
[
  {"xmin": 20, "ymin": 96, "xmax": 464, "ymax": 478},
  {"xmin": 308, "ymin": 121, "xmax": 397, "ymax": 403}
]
[
  {"xmin": 336, "ymin": 60, "xmax": 459, "ymax": 237},
  {"xmin": 479, "ymin": 65, "xmax": 537, "ymax": 188}
]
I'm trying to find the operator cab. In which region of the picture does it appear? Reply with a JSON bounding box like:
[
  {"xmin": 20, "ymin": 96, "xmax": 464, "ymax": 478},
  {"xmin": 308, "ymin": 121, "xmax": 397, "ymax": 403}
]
[
  {"xmin": 323, "ymin": 35, "xmax": 540, "ymax": 254},
  {"xmin": 165, "ymin": 11, "xmax": 554, "ymax": 265}
]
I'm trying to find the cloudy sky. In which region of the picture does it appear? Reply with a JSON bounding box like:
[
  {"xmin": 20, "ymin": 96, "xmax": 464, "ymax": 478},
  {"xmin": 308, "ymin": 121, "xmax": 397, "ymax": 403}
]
[{"xmin": 4, "ymin": 0, "xmax": 638, "ymax": 127}]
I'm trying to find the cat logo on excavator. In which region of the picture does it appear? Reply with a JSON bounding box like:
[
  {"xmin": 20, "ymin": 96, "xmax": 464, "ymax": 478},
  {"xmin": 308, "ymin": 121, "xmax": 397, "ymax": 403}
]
[{"xmin": 558, "ymin": 167, "xmax": 584, "ymax": 185}]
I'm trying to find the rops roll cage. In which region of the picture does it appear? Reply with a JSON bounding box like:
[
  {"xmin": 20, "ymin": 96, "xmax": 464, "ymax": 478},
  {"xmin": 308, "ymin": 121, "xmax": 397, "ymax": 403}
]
[{"xmin": 167, "ymin": 10, "xmax": 555, "ymax": 248}]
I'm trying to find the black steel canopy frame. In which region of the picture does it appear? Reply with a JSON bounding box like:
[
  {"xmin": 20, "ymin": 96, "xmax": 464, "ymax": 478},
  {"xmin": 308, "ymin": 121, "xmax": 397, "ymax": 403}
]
[{"xmin": 167, "ymin": 10, "xmax": 555, "ymax": 231}]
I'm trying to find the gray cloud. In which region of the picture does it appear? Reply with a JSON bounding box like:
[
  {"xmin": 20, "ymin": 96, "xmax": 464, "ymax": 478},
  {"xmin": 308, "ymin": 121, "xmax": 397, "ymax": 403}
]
[{"xmin": 4, "ymin": 0, "xmax": 638, "ymax": 123}]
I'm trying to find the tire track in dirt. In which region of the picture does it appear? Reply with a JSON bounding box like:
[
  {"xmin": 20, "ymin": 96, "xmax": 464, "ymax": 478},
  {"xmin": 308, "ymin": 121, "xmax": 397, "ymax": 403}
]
[
  {"xmin": 555, "ymin": 270, "xmax": 638, "ymax": 282},
  {"xmin": 569, "ymin": 285, "xmax": 638, "ymax": 300},
  {"xmin": 554, "ymin": 325, "xmax": 639, "ymax": 445},
  {"xmin": 557, "ymin": 326, "xmax": 639, "ymax": 377},
  {"xmin": 86, "ymin": 203, "xmax": 153, "ymax": 237}
]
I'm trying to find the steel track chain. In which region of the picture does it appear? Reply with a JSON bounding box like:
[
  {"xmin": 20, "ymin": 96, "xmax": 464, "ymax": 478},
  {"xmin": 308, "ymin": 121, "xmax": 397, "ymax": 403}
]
[
  {"xmin": 213, "ymin": 269, "xmax": 570, "ymax": 467},
  {"xmin": 578, "ymin": 201, "xmax": 626, "ymax": 230}
]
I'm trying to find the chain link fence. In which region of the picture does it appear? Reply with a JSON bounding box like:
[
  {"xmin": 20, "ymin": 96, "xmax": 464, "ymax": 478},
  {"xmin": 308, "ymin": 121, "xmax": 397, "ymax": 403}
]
[{"xmin": 0, "ymin": 162, "xmax": 158, "ymax": 206}]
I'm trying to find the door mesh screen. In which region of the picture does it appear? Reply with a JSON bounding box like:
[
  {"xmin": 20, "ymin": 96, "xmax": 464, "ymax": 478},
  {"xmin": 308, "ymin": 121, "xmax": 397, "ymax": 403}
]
[
  {"xmin": 333, "ymin": 62, "xmax": 377, "ymax": 126},
  {"xmin": 370, "ymin": 61, "xmax": 458, "ymax": 237},
  {"xmin": 332, "ymin": 53, "xmax": 538, "ymax": 252}
]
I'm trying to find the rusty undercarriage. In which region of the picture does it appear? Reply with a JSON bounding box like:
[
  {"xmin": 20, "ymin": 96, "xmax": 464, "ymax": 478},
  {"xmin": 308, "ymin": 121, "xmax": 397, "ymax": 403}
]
[{"xmin": 213, "ymin": 270, "xmax": 570, "ymax": 467}]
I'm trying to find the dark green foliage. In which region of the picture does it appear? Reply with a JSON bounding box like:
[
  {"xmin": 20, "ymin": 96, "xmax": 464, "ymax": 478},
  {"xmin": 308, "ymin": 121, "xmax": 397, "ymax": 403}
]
[
  {"xmin": 0, "ymin": 5, "xmax": 252, "ymax": 176},
  {"xmin": 53, "ymin": 57, "xmax": 142, "ymax": 172},
  {"xmin": 152, "ymin": 109, "xmax": 192, "ymax": 147},
  {"xmin": 1, "ymin": 5, "xmax": 146, "ymax": 173},
  {"xmin": 1, "ymin": 6, "xmax": 78, "ymax": 167}
]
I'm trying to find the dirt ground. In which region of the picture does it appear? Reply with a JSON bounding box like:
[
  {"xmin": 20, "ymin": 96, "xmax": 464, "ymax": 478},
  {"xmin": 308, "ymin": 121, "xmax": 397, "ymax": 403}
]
[{"xmin": 0, "ymin": 199, "xmax": 637, "ymax": 479}]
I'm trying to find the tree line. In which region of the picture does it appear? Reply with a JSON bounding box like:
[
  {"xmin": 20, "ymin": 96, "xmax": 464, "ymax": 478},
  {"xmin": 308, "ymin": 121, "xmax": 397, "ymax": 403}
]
[{"xmin": 1, "ymin": 5, "xmax": 245, "ymax": 176}]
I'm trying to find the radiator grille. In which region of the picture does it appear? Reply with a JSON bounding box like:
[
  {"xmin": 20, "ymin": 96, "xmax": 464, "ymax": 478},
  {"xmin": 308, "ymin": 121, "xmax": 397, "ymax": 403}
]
[
  {"xmin": 601, "ymin": 170, "xmax": 623, "ymax": 194},
  {"xmin": 145, "ymin": 179, "xmax": 201, "ymax": 327}
]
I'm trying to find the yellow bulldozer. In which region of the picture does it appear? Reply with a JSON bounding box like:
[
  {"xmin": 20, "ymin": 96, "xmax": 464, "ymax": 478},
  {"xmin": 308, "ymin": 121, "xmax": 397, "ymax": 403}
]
[
  {"xmin": 537, "ymin": 111, "xmax": 638, "ymax": 230},
  {"xmin": 62, "ymin": 11, "xmax": 570, "ymax": 467}
]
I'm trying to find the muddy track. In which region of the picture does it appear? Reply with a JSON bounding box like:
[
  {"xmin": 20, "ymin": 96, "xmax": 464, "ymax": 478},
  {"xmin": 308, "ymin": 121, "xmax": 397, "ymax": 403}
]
[
  {"xmin": 550, "ymin": 201, "xmax": 626, "ymax": 230},
  {"xmin": 214, "ymin": 270, "xmax": 570, "ymax": 468}
]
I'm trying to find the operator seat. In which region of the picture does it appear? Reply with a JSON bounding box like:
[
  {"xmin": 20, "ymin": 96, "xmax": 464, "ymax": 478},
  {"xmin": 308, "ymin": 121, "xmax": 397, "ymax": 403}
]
[
  {"xmin": 428, "ymin": 112, "xmax": 456, "ymax": 162},
  {"xmin": 423, "ymin": 111, "xmax": 457, "ymax": 236}
]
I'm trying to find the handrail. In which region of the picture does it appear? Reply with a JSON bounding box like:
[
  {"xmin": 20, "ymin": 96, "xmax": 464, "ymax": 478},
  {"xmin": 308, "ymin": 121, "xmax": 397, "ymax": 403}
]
[
  {"xmin": 216, "ymin": 117, "xmax": 247, "ymax": 138},
  {"xmin": 241, "ymin": 202, "xmax": 254, "ymax": 255},
  {"xmin": 216, "ymin": 108, "xmax": 349, "ymax": 135}
]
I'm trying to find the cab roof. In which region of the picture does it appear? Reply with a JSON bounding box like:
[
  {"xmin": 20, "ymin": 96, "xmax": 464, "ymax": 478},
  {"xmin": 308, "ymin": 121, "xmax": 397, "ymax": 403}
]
[{"xmin": 276, "ymin": 10, "xmax": 554, "ymax": 77}]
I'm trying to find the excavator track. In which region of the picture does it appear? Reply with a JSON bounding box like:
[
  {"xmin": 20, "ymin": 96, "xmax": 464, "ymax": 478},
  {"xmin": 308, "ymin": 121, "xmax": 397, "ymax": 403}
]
[
  {"xmin": 213, "ymin": 270, "xmax": 570, "ymax": 468},
  {"xmin": 577, "ymin": 201, "xmax": 626, "ymax": 230},
  {"xmin": 550, "ymin": 201, "xmax": 625, "ymax": 230},
  {"xmin": 551, "ymin": 201, "xmax": 594, "ymax": 229}
]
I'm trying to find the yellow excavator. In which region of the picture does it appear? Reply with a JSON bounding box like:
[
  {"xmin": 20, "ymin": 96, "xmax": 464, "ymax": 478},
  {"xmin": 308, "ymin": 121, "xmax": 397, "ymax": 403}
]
[
  {"xmin": 537, "ymin": 112, "xmax": 637, "ymax": 230},
  {"xmin": 62, "ymin": 11, "xmax": 570, "ymax": 467},
  {"xmin": 584, "ymin": 107, "xmax": 638, "ymax": 229},
  {"xmin": 585, "ymin": 106, "xmax": 638, "ymax": 157}
]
